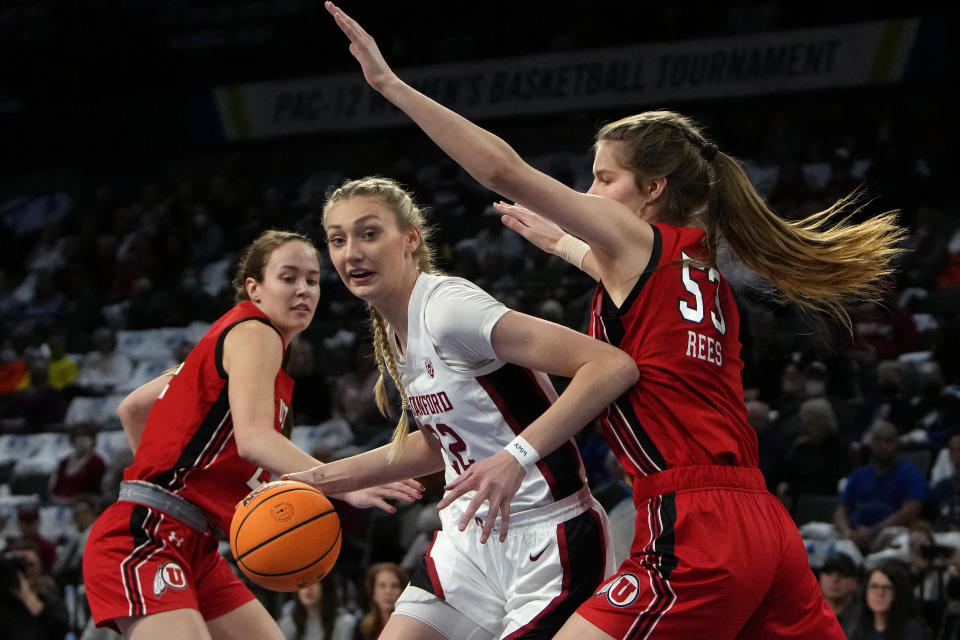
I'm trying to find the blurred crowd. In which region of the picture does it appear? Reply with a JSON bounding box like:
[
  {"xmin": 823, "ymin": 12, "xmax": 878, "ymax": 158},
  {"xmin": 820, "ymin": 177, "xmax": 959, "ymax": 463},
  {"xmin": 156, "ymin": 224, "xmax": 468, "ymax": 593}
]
[{"xmin": 0, "ymin": 85, "xmax": 957, "ymax": 638}]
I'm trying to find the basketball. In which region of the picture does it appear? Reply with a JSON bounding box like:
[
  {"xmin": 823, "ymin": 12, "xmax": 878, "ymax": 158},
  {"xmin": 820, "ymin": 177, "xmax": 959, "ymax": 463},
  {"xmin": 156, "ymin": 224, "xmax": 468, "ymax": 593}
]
[{"xmin": 230, "ymin": 480, "xmax": 342, "ymax": 592}]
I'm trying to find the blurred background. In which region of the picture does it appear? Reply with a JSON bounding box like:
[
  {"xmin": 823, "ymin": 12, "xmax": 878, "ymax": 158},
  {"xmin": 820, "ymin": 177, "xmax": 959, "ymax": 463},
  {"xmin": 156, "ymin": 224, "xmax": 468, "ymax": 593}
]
[{"xmin": 0, "ymin": 1, "xmax": 958, "ymax": 638}]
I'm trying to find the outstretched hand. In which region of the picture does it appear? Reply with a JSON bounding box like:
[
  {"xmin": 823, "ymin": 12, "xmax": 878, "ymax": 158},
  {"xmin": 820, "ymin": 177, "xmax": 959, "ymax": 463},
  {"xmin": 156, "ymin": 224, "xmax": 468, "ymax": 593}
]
[
  {"xmin": 494, "ymin": 201, "xmax": 566, "ymax": 256},
  {"xmin": 325, "ymin": 1, "xmax": 396, "ymax": 92},
  {"xmin": 436, "ymin": 450, "xmax": 525, "ymax": 543},
  {"xmin": 284, "ymin": 466, "xmax": 423, "ymax": 514},
  {"xmin": 338, "ymin": 482, "xmax": 423, "ymax": 513}
]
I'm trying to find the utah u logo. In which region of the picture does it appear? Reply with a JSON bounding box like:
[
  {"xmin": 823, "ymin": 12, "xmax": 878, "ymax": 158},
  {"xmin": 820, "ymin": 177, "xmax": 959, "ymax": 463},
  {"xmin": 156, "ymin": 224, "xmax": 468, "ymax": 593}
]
[
  {"xmin": 596, "ymin": 573, "xmax": 641, "ymax": 607},
  {"xmin": 424, "ymin": 358, "xmax": 434, "ymax": 378},
  {"xmin": 278, "ymin": 399, "xmax": 289, "ymax": 426},
  {"xmin": 153, "ymin": 561, "xmax": 188, "ymax": 597}
]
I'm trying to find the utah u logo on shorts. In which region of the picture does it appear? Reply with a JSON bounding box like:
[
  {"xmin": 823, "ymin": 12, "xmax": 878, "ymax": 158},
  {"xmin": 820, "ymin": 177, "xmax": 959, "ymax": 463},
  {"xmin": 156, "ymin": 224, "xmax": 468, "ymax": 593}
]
[
  {"xmin": 153, "ymin": 561, "xmax": 188, "ymax": 597},
  {"xmin": 595, "ymin": 573, "xmax": 641, "ymax": 607}
]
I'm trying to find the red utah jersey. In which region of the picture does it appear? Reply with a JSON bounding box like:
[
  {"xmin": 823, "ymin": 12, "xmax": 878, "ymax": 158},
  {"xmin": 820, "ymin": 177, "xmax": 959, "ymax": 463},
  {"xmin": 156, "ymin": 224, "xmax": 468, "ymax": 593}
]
[
  {"xmin": 590, "ymin": 223, "xmax": 757, "ymax": 479},
  {"xmin": 123, "ymin": 300, "xmax": 293, "ymax": 533}
]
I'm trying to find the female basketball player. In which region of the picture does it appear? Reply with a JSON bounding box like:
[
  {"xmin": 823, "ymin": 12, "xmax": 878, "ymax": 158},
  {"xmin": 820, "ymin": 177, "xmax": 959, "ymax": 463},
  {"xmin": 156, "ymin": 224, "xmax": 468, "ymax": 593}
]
[
  {"xmin": 321, "ymin": 3, "xmax": 905, "ymax": 638},
  {"xmin": 287, "ymin": 176, "xmax": 638, "ymax": 640},
  {"xmin": 83, "ymin": 229, "xmax": 421, "ymax": 640}
]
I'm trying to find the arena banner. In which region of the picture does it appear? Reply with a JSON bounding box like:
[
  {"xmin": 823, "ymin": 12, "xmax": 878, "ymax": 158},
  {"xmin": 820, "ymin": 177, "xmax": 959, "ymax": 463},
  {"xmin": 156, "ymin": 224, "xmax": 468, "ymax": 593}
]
[{"xmin": 215, "ymin": 18, "xmax": 922, "ymax": 141}]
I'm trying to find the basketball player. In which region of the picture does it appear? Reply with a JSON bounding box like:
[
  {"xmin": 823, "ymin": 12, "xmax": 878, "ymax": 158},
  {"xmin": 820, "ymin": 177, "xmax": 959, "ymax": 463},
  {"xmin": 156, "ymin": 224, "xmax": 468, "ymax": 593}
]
[
  {"xmin": 287, "ymin": 176, "xmax": 638, "ymax": 640},
  {"xmin": 321, "ymin": 3, "xmax": 905, "ymax": 638},
  {"xmin": 83, "ymin": 230, "xmax": 421, "ymax": 640}
]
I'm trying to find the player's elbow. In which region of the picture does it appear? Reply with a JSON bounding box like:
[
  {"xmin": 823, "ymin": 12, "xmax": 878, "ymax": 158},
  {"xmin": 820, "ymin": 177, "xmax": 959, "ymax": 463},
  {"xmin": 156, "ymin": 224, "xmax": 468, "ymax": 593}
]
[
  {"xmin": 233, "ymin": 429, "xmax": 263, "ymax": 464},
  {"xmin": 477, "ymin": 146, "xmax": 529, "ymax": 197},
  {"xmin": 117, "ymin": 394, "xmax": 146, "ymax": 430},
  {"xmin": 612, "ymin": 352, "xmax": 640, "ymax": 391}
]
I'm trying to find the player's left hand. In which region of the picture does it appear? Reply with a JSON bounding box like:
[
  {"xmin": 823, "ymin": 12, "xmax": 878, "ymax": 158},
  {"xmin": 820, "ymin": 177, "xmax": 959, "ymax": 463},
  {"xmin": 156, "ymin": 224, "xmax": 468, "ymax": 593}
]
[
  {"xmin": 335, "ymin": 479, "xmax": 424, "ymax": 513},
  {"xmin": 437, "ymin": 450, "xmax": 525, "ymax": 543}
]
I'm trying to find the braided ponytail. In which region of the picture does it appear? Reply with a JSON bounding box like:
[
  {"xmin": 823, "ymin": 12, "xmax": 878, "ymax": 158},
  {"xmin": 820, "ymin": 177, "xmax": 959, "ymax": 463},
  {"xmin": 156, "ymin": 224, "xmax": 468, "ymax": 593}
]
[{"xmin": 370, "ymin": 309, "xmax": 412, "ymax": 461}]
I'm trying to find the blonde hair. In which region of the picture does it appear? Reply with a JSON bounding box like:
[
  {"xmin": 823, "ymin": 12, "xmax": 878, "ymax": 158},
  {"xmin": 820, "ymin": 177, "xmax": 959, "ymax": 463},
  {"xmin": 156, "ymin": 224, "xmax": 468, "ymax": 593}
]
[
  {"xmin": 323, "ymin": 177, "xmax": 438, "ymax": 460},
  {"xmin": 596, "ymin": 111, "xmax": 905, "ymax": 329}
]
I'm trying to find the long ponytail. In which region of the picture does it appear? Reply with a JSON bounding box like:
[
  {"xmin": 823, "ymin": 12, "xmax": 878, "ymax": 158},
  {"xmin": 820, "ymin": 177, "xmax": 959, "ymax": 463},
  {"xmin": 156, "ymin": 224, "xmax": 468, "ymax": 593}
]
[
  {"xmin": 707, "ymin": 153, "xmax": 904, "ymax": 328},
  {"xmin": 598, "ymin": 111, "xmax": 906, "ymax": 329}
]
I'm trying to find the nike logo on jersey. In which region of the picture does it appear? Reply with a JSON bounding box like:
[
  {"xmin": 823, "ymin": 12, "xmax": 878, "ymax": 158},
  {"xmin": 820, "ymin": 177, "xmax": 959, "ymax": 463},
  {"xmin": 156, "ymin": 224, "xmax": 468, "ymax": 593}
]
[{"xmin": 530, "ymin": 544, "xmax": 549, "ymax": 562}]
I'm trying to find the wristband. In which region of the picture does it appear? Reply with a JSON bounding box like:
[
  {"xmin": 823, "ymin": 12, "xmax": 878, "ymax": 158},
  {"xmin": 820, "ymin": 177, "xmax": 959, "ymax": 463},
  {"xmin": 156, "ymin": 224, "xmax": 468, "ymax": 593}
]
[
  {"xmin": 555, "ymin": 233, "xmax": 590, "ymax": 269},
  {"xmin": 505, "ymin": 435, "xmax": 540, "ymax": 469}
]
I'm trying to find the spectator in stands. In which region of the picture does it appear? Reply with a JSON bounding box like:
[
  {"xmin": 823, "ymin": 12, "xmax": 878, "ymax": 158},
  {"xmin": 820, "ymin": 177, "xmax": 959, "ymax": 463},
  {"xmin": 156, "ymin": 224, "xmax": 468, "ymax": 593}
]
[
  {"xmin": 8, "ymin": 505, "xmax": 56, "ymax": 575},
  {"xmin": 905, "ymin": 520, "xmax": 953, "ymax": 607},
  {"xmin": 908, "ymin": 361, "xmax": 953, "ymax": 444},
  {"xmin": 848, "ymin": 296, "xmax": 919, "ymax": 363},
  {"xmin": 4, "ymin": 352, "xmax": 69, "ymax": 429},
  {"xmin": 453, "ymin": 203, "xmax": 526, "ymax": 276},
  {"xmin": 355, "ymin": 563, "xmax": 407, "ymax": 640},
  {"xmin": 740, "ymin": 309, "xmax": 789, "ymax": 405},
  {"xmin": 835, "ymin": 421, "xmax": 927, "ymax": 552},
  {"xmin": 849, "ymin": 560, "xmax": 929, "ymax": 639},
  {"xmin": 277, "ymin": 575, "xmax": 358, "ymax": 640},
  {"xmin": 21, "ymin": 270, "xmax": 67, "ymax": 332},
  {"xmin": 48, "ymin": 424, "xmax": 106, "ymax": 502},
  {"xmin": 746, "ymin": 398, "xmax": 791, "ymax": 491},
  {"xmin": 73, "ymin": 327, "xmax": 132, "ymax": 395},
  {"xmin": 52, "ymin": 496, "xmax": 97, "ymax": 587},
  {"xmin": 932, "ymin": 572, "xmax": 960, "ymax": 640},
  {"xmin": 859, "ymin": 359, "xmax": 915, "ymax": 442},
  {"xmin": 287, "ymin": 336, "xmax": 332, "ymax": 425},
  {"xmin": 44, "ymin": 331, "xmax": 77, "ymax": 390},
  {"xmin": 819, "ymin": 552, "xmax": 863, "ymax": 637},
  {"xmin": 928, "ymin": 435, "xmax": 960, "ymax": 531},
  {"xmin": 776, "ymin": 397, "xmax": 850, "ymax": 506},
  {"xmin": 398, "ymin": 502, "xmax": 442, "ymax": 575},
  {"xmin": 0, "ymin": 552, "xmax": 69, "ymax": 640},
  {"xmin": 0, "ymin": 339, "xmax": 30, "ymax": 395},
  {"xmin": 331, "ymin": 340, "xmax": 390, "ymax": 448},
  {"xmin": 4, "ymin": 539, "xmax": 66, "ymax": 623}
]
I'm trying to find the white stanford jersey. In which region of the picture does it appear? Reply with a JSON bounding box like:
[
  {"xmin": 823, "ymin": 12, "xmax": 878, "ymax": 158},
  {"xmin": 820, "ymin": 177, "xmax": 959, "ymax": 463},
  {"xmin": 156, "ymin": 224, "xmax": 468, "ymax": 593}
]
[{"xmin": 394, "ymin": 274, "xmax": 588, "ymax": 532}]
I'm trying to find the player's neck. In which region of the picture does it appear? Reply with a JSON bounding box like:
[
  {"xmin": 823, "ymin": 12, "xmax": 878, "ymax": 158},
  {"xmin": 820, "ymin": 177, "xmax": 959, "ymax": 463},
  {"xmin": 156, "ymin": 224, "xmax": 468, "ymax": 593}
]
[{"xmin": 374, "ymin": 271, "xmax": 420, "ymax": 355}]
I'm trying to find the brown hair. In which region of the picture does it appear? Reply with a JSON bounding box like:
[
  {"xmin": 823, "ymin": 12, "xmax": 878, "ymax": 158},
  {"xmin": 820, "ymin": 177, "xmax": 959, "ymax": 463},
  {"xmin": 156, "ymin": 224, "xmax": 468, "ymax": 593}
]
[
  {"xmin": 231, "ymin": 229, "xmax": 319, "ymax": 303},
  {"xmin": 323, "ymin": 177, "xmax": 438, "ymax": 460},
  {"xmin": 358, "ymin": 562, "xmax": 408, "ymax": 639},
  {"xmin": 596, "ymin": 110, "xmax": 905, "ymax": 328}
]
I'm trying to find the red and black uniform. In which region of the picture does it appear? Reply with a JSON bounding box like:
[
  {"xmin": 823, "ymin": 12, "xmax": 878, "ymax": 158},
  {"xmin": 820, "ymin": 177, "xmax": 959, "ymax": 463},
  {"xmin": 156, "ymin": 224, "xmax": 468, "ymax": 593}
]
[
  {"xmin": 83, "ymin": 301, "xmax": 292, "ymax": 631},
  {"xmin": 577, "ymin": 224, "xmax": 843, "ymax": 639}
]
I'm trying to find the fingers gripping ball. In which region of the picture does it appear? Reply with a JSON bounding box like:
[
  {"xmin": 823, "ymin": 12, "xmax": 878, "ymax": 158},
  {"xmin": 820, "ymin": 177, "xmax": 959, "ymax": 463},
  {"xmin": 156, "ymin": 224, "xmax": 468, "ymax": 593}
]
[{"xmin": 230, "ymin": 480, "xmax": 341, "ymax": 592}]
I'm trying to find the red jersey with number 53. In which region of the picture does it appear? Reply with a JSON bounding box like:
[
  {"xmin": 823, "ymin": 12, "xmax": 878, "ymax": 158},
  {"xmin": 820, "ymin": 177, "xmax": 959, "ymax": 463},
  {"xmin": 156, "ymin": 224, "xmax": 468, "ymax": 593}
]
[
  {"xmin": 123, "ymin": 300, "xmax": 293, "ymax": 533},
  {"xmin": 590, "ymin": 223, "xmax": 757, "ymax": 479}
]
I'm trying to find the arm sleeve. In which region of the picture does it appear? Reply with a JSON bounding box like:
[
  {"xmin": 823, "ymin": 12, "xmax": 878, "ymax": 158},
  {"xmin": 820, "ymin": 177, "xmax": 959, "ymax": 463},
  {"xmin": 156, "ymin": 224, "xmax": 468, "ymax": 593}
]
[{"xmin": 423, "ymin": 278, "xmax": 510, "ymax": 372}]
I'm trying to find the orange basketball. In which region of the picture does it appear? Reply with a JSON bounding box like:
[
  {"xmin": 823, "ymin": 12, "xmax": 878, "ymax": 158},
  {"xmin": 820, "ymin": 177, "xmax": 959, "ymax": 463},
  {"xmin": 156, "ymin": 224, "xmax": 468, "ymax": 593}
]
[{"xmin": 230, "ymin": 480, "xmax": 341, "ymax": 592}]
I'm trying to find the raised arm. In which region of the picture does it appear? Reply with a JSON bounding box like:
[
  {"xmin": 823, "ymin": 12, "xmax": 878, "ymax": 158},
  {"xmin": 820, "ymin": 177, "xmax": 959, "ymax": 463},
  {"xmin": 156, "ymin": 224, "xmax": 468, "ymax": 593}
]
[
  {"xmin": 324, "ymin": 1, "xmax": 650, "ymax": 266},
  {"xmin": 437, "ymin": 310, "xmax": 638, "ymax": 542}
]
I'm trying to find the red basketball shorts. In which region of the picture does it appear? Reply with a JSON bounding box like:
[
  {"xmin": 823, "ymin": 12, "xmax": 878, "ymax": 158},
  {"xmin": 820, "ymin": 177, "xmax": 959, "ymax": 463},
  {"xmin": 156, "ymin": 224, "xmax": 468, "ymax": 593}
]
[
  {"xmin": 83, "ymin": 501, "xmax": 254, "ymax": 631},
  {"xmin": 576, "ymin": 466, "xmax": 845, "ymax": 640}
]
